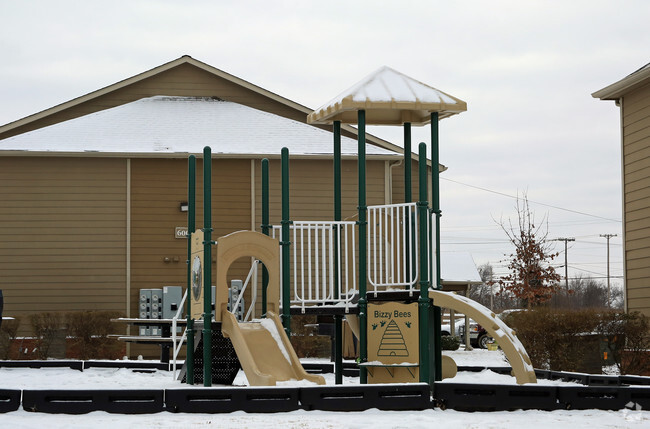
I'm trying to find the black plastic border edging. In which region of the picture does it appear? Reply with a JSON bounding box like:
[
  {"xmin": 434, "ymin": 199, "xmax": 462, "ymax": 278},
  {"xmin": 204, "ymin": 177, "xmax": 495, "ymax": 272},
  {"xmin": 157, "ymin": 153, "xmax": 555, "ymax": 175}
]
[
  {"xmin": 0, "ymin": 360, "xmax": 83, "ymax": 371},
  {"xmin": 83, "ymin": 361, "xmax": 170, "ymax": 371},
  {"xmin": 0, "ymin": 389, "xmax": 21, "ymax": 413},
  {"xmin": 11, "ymin": 382, "xmax": 650, "ymax": 414},
  {"xmin": 300, "ymin": 383, "xmax": 431, "ymax": 412},
  {"xmin": 434, "ymin": 383, "xmax": 560, "ymax": 411},
  {"xmin": 22, "ymin": 390, "xmax": 164, "ymax": 414},
  {"xmin": 433, "ymin": 383, "xmax": 650, "ymax": 412},
  {"xmin": 166, "ymin": 388, "xmax": 300, "ymax": 413}
]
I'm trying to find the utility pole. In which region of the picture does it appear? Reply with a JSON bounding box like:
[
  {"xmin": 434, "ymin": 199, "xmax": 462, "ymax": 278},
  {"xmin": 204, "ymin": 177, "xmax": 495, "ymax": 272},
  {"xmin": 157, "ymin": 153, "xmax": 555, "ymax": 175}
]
[
  {"xmin": 555, "ymin": 238, "xmax": 575, "ymax": 291},
  {"xmin": 600, "ymin": 234, "xmax": 617, "ymax": 308}
]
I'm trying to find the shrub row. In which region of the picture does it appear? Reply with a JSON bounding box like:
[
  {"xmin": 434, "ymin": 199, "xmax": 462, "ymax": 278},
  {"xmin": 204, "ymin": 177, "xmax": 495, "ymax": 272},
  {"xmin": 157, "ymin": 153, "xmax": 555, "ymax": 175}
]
[
  {"xmin": 1, "ymin": 311, "xmax": 125, "ymax": 360},
  {"xmin": 503, "ymin": 308, "xmax": 649, "ymax": 375}
]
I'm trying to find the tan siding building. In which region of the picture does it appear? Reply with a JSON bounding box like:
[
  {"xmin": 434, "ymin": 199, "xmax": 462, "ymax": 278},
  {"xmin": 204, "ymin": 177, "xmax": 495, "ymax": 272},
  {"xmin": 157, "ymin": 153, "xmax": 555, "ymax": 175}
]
[
  {"xmin": 594, "ymin": 63, "xmax": 650, "ymax": 318},
  {"xmin": 0, "ymin": 57, "xmax": 435, "ymax": 352}
]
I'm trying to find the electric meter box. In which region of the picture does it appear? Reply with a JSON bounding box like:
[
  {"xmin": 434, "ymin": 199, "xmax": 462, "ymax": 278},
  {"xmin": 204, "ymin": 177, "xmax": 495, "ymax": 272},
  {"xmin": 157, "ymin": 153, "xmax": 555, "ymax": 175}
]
[{"xmin": 162, "ymin": 286, "xmax": 183, "ymax": 319}]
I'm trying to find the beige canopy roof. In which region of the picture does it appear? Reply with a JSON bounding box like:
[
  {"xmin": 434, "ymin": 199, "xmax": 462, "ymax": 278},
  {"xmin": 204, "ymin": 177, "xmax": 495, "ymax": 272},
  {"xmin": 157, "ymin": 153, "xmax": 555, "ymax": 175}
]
[{"xmin": 307, "ymin": 66, "xmax": 467, "ymax": 125}]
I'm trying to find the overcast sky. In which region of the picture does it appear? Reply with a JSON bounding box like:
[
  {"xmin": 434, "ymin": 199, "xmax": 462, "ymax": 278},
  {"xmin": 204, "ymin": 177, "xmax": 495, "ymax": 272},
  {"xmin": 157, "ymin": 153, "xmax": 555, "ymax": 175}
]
[{"xmin": 2, "ymin": 1, "xmax": 649, "ymax": 291}]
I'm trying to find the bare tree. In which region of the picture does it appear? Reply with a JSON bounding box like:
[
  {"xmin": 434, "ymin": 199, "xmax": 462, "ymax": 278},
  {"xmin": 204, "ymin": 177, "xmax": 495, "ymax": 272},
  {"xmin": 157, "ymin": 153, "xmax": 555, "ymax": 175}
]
[
  {"xmin": 468, "ymin": 263, "xmax": 494, "ymax": 309},
  {"xmin": 470, "ymin": 262, "xmax": 521, "ymax": 311},
  {"xmin": 550, "ymin": 275, "xmax": 624, "ymax": 309},
  {"xmin": 494, "ymin": 194, "xmax": 562, "ymax": 309}
]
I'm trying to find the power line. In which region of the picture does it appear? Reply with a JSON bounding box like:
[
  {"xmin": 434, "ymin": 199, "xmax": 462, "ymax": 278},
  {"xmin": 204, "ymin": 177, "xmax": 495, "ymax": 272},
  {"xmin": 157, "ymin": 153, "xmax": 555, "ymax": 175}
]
[{"xmin": 441, "ymin": 176, "xmax": 622, "ymax": 222}]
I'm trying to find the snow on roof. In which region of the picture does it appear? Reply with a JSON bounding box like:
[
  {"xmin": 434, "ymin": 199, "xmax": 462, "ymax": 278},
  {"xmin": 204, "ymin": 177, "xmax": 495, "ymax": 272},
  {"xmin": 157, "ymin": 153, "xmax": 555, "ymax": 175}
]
[
  {"xmin": 0, "ymin": 96, "xmax": 399, "ymax": 157},
  {"xmin": 440, "ymin": 252, "xmax": 482, "ymax": 284},
  {"xmin": 308, "ymin": 66, "xmax": 467, "ymax": 125}
]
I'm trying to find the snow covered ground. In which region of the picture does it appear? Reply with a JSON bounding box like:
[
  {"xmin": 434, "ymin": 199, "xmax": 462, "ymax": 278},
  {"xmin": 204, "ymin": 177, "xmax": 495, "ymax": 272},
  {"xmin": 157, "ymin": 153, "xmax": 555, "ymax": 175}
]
[{"xmin": 1, "ymin": 350, "xmax": 648, "ymax": 428}]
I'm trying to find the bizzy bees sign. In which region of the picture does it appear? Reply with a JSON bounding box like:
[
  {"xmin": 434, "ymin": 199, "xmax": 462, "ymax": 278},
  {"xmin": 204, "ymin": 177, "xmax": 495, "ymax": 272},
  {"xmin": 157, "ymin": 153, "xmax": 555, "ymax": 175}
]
[{"xmin": 367, "ymin": 301, "xmax": 419, "ymax": 383}]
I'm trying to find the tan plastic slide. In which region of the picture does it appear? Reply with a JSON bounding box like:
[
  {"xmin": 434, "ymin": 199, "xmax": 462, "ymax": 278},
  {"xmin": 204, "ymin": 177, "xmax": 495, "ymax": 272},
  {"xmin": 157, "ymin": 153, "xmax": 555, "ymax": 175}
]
[
  {"xmin": 221, "ymin": 310, "xmax": 326, "ymax": 386},
  {"xmin": 428, "ymin": 290, "xmax": 537, "ymax": 384}
]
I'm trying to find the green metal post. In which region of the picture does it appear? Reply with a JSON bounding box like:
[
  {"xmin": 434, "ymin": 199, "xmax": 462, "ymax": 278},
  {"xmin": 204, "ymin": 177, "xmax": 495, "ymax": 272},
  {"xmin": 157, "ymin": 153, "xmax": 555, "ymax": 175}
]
[
  {"xmin": 404, "ymin": 122, "xmax": 413, "ymax": 285},
  {"xmin": 261, "ymin": 158, "xmax": 270, "ymax": 317},
  {"xmin": 281, "ymin": 148, "xmax": 291, "ymax": 335},
  {"xmin": 202, "ymin": 146, "xmax": 213, "ymax": 387},
  {"xmin": 404, "ymin": 122, "xmax": 412, "ymax": 203},
  {"xmin": 186, "ymin": 155, "xmax": 196, "ymax": 385},
  {"xmin": 431, "ymin": 112, "xmax": 442, "ymax": 382},
  {"xmin": 333, "ymin": 120, "xmax": 343, "ymax": 384},
  {"xmin": 417, "ymin": 143, "xmax": 430, "ymax": 384},
  {"xmin": 357, "ymin": 110, "xmax": 368, "ymax": 384}
]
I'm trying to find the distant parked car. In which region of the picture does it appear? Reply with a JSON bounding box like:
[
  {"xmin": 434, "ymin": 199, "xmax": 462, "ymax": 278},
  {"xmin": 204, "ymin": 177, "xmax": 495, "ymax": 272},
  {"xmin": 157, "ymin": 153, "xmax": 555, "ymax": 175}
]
[{"xmin": 441, "ymin": 319, "xmax": 491, "ymax": 349}]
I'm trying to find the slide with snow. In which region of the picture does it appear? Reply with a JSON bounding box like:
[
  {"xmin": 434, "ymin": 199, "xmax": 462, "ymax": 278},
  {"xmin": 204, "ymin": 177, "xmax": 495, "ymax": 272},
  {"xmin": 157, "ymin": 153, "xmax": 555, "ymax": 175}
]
[
  {"xmin": 221, "ymin": 310, "xmax": 325, "ymax": 386},
  {"xmin": 429, "ymin": 289, "xmax": 537, "ymax": 384}
]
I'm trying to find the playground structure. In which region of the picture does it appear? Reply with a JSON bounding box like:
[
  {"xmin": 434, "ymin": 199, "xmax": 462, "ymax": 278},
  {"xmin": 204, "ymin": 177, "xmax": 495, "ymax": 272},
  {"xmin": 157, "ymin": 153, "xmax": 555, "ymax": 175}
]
[{"xmin": 176, "ymin": 67, "xmax": 537, "ymax": 388}]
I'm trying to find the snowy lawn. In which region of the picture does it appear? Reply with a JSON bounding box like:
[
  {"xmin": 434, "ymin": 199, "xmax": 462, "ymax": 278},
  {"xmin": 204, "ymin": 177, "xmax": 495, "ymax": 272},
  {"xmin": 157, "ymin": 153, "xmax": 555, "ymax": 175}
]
[{"xmin": 1, "ymin": 350, "xmax": 648, "ymax": 428}]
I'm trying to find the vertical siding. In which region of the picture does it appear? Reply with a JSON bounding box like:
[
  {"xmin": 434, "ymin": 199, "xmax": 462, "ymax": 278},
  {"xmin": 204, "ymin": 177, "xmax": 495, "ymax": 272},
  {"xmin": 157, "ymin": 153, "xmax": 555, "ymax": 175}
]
[
  {"xmin": 129, "ymin": 158, "xmax": 252, "ymax": 322},
  {"xmin": 254, "ymin": 158, "xmax": 387, "ymax": 228},
  {"xmin": 623, "ymin": 82, "xmax": 650, "ymax": 317},
  {"xmin": 390, "ymin": 158, "xmax": 422, "ymax": 204},
  {"xmin": 0, "ymin": 157, "xmax": 127, "ymax": 333}
]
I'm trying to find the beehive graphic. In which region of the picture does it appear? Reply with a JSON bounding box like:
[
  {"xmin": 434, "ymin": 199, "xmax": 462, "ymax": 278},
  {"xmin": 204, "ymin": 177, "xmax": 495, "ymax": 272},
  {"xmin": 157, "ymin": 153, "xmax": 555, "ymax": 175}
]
[{"xmin": 377, "ymin": 319, "xmax": 409, "ymax": 356}]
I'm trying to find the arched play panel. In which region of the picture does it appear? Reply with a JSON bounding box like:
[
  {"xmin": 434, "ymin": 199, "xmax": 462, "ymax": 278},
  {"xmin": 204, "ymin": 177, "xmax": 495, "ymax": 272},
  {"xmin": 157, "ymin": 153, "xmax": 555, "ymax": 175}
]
[
  {"xmin": 214, "ymin": 230, "xmax": 280, "ymax": 322},
  {"xmin": 428, "ymin": 290, "xmax": 537, "ymax": 384}
]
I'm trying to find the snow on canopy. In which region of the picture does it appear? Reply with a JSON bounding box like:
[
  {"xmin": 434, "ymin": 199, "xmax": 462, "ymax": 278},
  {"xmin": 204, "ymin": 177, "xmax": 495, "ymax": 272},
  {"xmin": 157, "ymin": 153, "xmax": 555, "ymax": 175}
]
[
  {"xmin": 0, "ymin": 96, "xmax": 399, "ymax": 157},
  {"xmin": 308, "ymin": 66, "xmax": 467, "ymax": 125}
]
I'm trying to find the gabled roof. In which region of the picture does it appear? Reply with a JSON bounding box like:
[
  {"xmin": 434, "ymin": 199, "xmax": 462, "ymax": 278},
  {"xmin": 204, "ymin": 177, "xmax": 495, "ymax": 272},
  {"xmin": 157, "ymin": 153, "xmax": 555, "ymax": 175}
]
[
  {"xmin": 0, "ymin": 96, "xmax": 398, "ymax": 158},
  {"xmin": 0, "ymin": 55, "xmax": 307, "ymax": 137},
  {"xmin": 592, "ymin": 62, "xmax": 650, "ymax": 100},
  {"xmin": 308, "ymin": 66, "xmax": 467, "ymax": 125},
  {"xmin": 0, "ymin": 56, "xmax": 407, "ymax": 157}
]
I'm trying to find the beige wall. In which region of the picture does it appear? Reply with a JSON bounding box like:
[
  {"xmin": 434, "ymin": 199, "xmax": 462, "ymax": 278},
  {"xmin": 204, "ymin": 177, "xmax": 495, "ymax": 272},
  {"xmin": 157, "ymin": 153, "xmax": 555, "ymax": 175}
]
[
  {"xmin": 622, "ymin": 81, "xmax": 650, "ymax": 317},
  {"xmin": 0, "ymin": 157, "xmax": 127, "ymax": 334}
]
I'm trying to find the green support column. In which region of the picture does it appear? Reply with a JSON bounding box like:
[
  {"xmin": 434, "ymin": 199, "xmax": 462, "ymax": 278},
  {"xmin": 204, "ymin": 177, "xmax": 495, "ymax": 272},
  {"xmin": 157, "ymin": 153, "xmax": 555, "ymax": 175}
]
[
  {"xmin": 333, "ymin": 120, "xmax": 343, "ymax": 384},
  {"xmin": 430, "ymin": 112, "xmax": 442, "ymax": 382},
  {"xmin": 404, "ymin": 122, "xmax": 412, "ymax": 203},
  {"xmin": 281, "ymin": 148, "xmax": 291, "ymax": 335},
  {"xmin": 202, "ymin": 146, "xmax": 213, "ymax": 387},
  {"xmin": 185, "ymin": 155, "xmax": 196, "ymax": 385},
  {"xmin": 404, "ymin": 122, "xmax": 413, "ymax": 284},
  {"xmin": 417, "ymin": 143, "xmax": 430, "ymax": 384},
  {"xmin": 261, "ymin": 158, "xmax": 270, "ymax": 317},
  {"xmin": 357, "ymin": 110, "xmax": 368, "ymax": 384}
]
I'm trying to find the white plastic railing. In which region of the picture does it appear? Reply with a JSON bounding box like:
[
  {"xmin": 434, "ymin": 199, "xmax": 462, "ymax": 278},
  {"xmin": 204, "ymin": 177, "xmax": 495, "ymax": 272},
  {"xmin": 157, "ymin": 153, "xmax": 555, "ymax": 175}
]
[
  {"xmin": 367, "ymin": 202, "xmax": 419, "ymax": 292},
  {"xmin": 230, "ymin": 259, "xmax": 259, "ymax": 322},
  {"xmin": 272, "ymin": 221, "xmax": 357, "ymax": 312},
  {"xmin": 429, "ymin": 210, "xmax": 438, "ymax": 290},
  {"xmin": 171, "ymin": 288, "xmax": 188, "ymax": 379}
]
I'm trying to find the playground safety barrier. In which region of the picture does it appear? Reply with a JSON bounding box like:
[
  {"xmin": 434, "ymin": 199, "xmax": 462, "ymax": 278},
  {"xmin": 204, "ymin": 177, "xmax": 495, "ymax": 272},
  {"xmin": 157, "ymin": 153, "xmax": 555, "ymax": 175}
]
[
  {"xmin": 21, "ymin": 389, "xmax": 164, "ymax": 414},
  {"xmin": 435, "ymin": 383, "xmax": 650, "ymax": 411},
  {"xmin": 367, "ymin": 202, "xmax": 419, "ymax": 292},
  {"xmin": 0, "ymin": 389, "xmax": 20, "ymax": 413},
  {"xmin": 272, "ymin": 221, "xmax": 357, "ymax": 311},
  {"xmin": 300, "ymin": 383, "xmax": 431, "ymax": 411},
  {"xmin": 4, "ymin": 361, "xmax": 650, "ymax": 414},
  {"xmin": 166, "ymin": 387, "xmax": 300, "ymax": 413}
]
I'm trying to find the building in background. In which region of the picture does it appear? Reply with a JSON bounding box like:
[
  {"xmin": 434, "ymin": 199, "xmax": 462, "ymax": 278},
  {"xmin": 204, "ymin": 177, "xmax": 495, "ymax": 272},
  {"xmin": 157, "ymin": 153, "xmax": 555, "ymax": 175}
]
[
  {"xmin": 593, "ymin": 62, "xmax": 650, "ymax": 318},
  {"xmin": 0, "ymin": 57, "xmax": 433, "ymax": 355}
]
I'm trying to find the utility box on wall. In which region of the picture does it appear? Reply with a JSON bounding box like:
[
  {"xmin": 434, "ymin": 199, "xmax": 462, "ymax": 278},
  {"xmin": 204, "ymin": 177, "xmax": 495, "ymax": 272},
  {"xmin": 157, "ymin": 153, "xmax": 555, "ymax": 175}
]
[
  {"xmin": 138, "ymin": 288, "xmax": 162, "ymax": 336},
  {"xmin": 162, "ymin": 286, "xmax": 183, "ymax": 319},
  {"xmin": 228, "ymin": 279, "xmax": 245, "ymax": 321}
]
